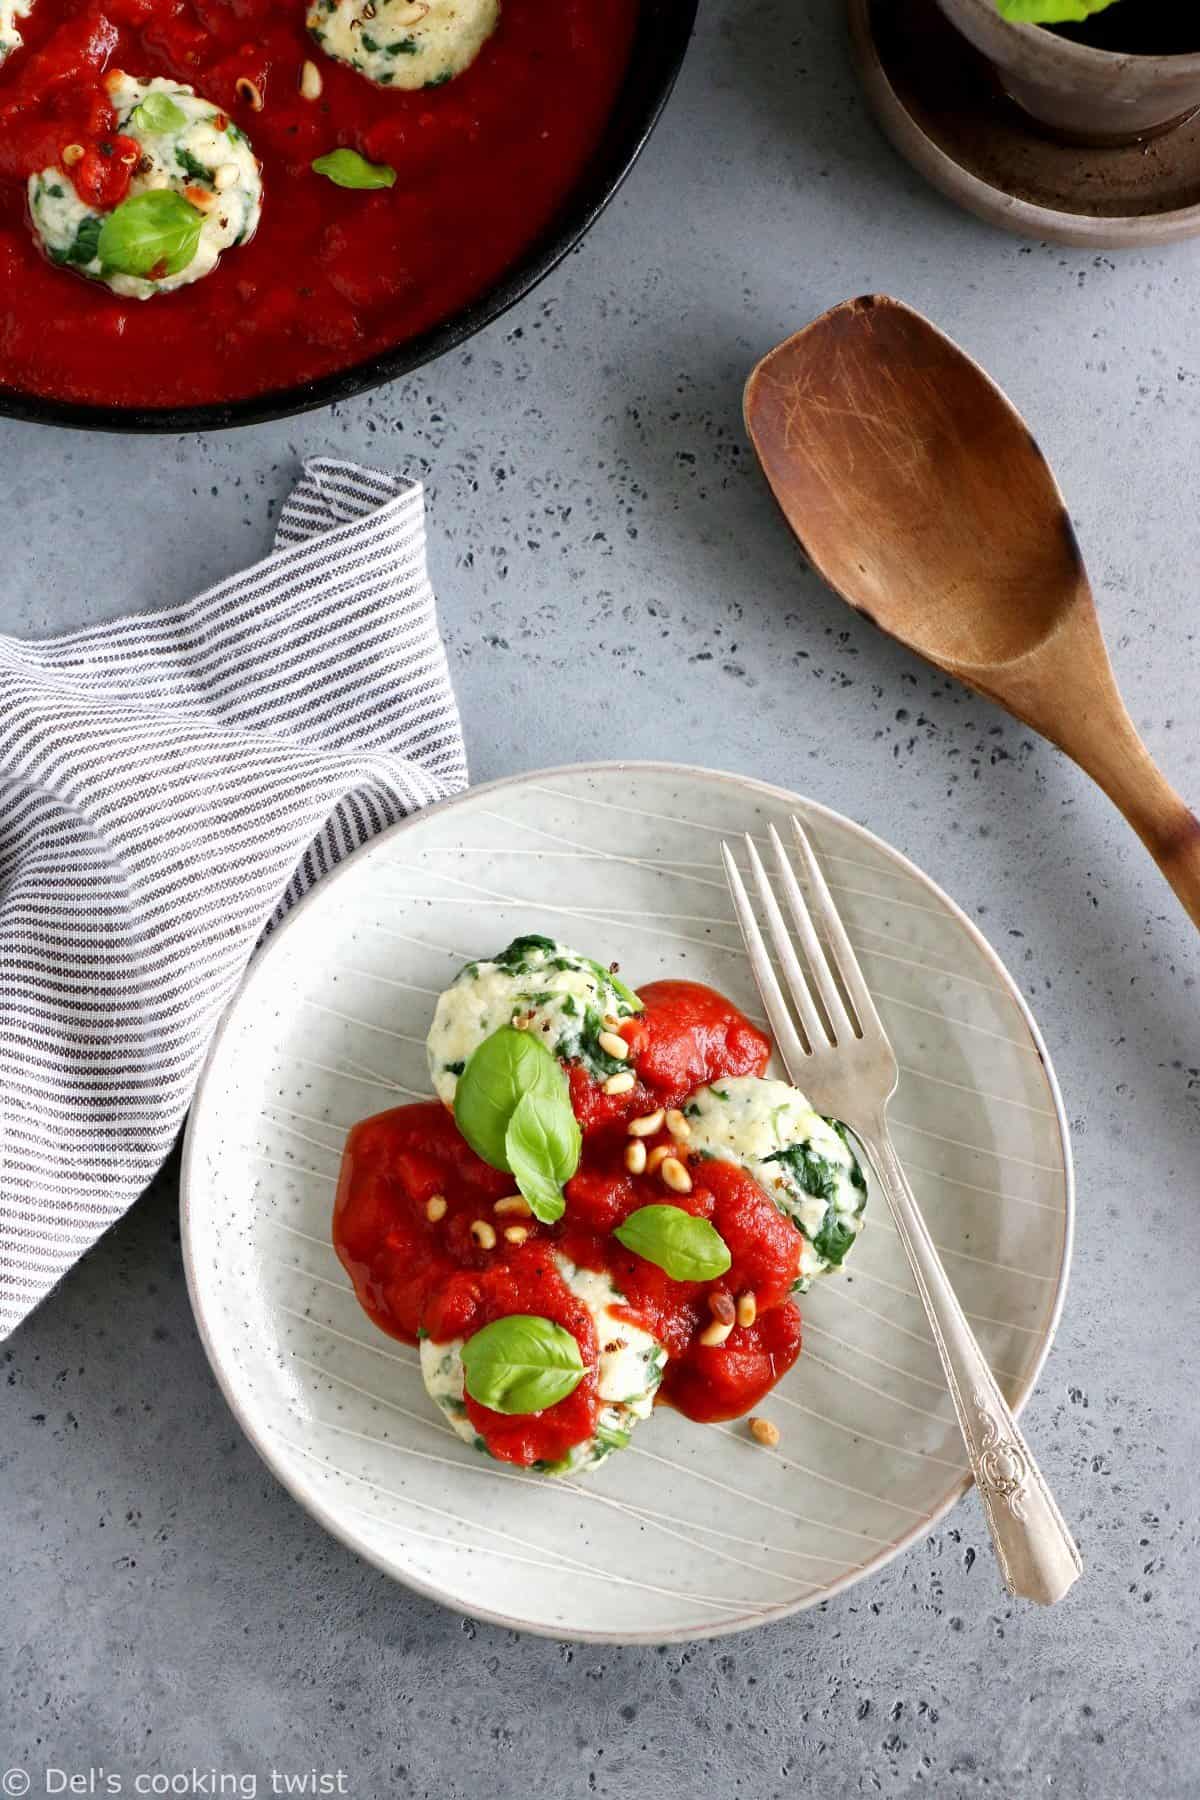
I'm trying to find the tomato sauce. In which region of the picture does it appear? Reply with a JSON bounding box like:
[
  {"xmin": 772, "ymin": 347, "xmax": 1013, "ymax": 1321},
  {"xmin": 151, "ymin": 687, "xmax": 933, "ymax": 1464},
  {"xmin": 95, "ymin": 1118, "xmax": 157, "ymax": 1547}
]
[
  {"xmin": 0, "ymin": 0, "xmax": 638, "ymax": 407},
  {"xmin": 334, "ymin": 979, "xmax": 807, "ymax": 1469}
]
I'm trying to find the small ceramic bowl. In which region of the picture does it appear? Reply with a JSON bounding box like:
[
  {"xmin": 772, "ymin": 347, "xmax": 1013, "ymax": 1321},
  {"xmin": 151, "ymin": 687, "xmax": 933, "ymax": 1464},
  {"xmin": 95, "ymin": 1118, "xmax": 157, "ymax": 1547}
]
[{"xmin": 936, "ymin": 0, "xmax": 1200, "ymax": 144}]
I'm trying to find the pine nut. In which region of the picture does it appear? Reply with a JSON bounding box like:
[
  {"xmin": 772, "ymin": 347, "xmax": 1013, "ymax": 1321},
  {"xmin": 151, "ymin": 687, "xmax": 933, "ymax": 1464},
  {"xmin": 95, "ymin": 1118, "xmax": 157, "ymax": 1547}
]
[
  {"xmin": 235, "ymin": 76, "xmax": 264, "ymax": 110},
  {"xmin": 62, "ymin": 143, "xmax": 85, "ymax": 167},
  {"xmin": 299, "ymin": 58, "xmax": 323, "ymax": 99},
  {"xmin": 604, "ymin": 1070, "xmax": 635, "ymax": 1096},
  {"xmin": 646, "ymin": 1145, "xmax": 672, "ymax": 1176},
  {"xmin": 698, "ymin": 1318, "xmax": 733, "ymax": 1348},
  {"xmin": 708, "ymin": 1291, "xmax": 735, "ymax": 1326},
  {"xmin": 602, "ymin": 1014, "xmax": 620, "ymax": 1030},
  {"xmin": 493, "ymin": 1195, "xmax": 531, "ymax": 1217},
  {"xmin": 661, "ymin": 1156, "xmax": 692, "ymax": 1195},
  {"xmin": 628, "ymin": 1108, "xmax": 665, "ymax": 1138},
  {"xmin": 503, "ymin": 1225, "xmax": 529, "ymax": 1245},
  {"xmin": 736, "ymin": 1290, "xmax": 757, "ymax": 1329},
  {"xmin": 624, "ymin": 1139, "xmax": 647, "ymax": 1175},
  {"xmin": 749, "ymin": 1416, "xmax": 780, "ymax": 1448},
  {"xmin": 425, "ymin": 1194, "xmax": 447, "ymax": 1223},
  {"xmin": 470, "ymin": 1219, "xmax": 497, "ymax": 1249},
  {"xmin": 597, "ymin": 1030, "xmax": 628, "ymax": 1061},
  {"xmin": 213, "ymin": 162, "xmax": 240, "ymax": 191},
  {"xmin": 665, "ymin": 1109, "xmax": 691, "ymax": 1140}
]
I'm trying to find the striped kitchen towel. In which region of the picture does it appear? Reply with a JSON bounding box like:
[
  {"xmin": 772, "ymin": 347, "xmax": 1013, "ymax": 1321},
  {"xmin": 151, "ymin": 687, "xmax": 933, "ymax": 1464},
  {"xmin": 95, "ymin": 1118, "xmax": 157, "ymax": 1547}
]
[{"xmin": 0, "ymin": 456, "xmax": 467, "ymax": 1339}]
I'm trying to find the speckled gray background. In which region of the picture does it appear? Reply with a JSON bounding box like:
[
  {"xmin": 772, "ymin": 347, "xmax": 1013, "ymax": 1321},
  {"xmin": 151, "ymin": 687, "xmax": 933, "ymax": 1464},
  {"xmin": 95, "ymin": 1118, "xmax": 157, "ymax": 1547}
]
[{"xmin": 3, "ymin": 1, "xmax": 1199, "ymax": 1794}]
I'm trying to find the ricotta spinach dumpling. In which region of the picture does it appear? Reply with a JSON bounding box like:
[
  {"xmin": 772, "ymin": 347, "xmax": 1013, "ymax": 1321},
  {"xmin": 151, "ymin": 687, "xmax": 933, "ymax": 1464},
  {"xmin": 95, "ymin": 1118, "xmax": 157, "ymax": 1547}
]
[
  {"xmin": 0, "ymin": 0, "xmax": 34, "ymax": 64},
  {"xmin": 420, "ymin": 1256, "xmax": 667, "ymax": 1476},
  {"xmin": 307, "ymin": 0, "xmax": 500, "ymax": 89},
  {"xmin": 28, "ymin": 74, "xmax": 262, "ymax": 300},
  {"xmin": 685, "ymin": 1076, "xmax": 868, "ymax": 1289},
  {"xmin": 427, "ymin": 934, "xmax": 642, "ymax": 1107}
]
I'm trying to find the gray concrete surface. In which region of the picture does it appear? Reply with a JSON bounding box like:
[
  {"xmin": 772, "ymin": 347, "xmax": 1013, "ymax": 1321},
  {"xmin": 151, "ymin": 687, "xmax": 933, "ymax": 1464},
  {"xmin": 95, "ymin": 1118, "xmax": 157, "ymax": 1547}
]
[{"xmin": 3, "ymin": 1, "xmax": 1199, "ymax": 1794}]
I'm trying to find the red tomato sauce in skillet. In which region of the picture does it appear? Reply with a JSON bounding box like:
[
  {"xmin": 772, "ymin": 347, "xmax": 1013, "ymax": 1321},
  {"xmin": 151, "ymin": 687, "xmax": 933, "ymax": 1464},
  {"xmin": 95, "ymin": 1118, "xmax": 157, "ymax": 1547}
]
[
  {"xmin": 0, "ymin": 0, "xmax": 638, "ymax": 408},
  {"xmin": 334, "ymin": 979, "xmax": 806, "ymax": 1469}
]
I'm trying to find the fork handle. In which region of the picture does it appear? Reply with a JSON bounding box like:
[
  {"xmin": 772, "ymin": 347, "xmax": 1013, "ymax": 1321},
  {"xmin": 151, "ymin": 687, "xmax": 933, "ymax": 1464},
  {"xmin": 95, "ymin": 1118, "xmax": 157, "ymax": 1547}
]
[{"xmin": 862, "ymin": 1118, "xmax": 1082, "ymax": 1605}]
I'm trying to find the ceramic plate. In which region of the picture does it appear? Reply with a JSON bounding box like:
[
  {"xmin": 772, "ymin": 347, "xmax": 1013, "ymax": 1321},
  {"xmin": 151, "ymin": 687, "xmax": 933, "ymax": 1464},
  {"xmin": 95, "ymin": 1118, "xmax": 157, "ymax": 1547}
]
[{"xmin": 182, "ymin": 762, "xmax": 1073, "ymax": 1642}]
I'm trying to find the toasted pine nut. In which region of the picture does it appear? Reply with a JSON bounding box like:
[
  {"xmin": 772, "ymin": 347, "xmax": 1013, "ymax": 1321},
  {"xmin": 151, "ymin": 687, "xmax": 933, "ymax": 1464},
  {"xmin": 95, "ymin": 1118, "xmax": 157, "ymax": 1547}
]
[
  {"xmin": 425, "ymin": 1194, "xmax": 447, "ymax": 1223},
  {"xmin": 235, "ymin": 76, "xmax": 264, "ymax": 110},
  {"xmin": 604, "ymin": 1070, "xmax": 635, "ymax": 1096},
  {"xmin": 213, "ymin": 162, "xmax": 240, "ymax": 191},
  {"xmin": 736, "ymin": 1290, "xmax": 757, "ymax": 1329},
  {"xmin": 299, "ymin": 58, "xmax": 323, "ymax": 99},
  {"xmin": 602, "ymin": 1014, "xmax": 620, "ymax": 1030},
  {"xmin": 698, "ymin": 1318, "xmax": 733, "ymax": 1348},
  {"xmin": 661, "ymin": 1156, "xmax": 692, "ymax": 1195},
  {"xmin": 493, "ymin": 1195, "xmax": 531, "ymax": 1217},
  {"xmin": 627, "ymin": 1108, "xmax": 665, "ymax": 1138},
  {"xmin": 624, "ymin": 1139, "xmax": 647, "ymax": 1175},
  {"xmin": 62, "ymin": 143, "xmax": 85, "ymax": 167},
  {"xmin": 749, "ymin": 1416, "xmax": 780, "ymax": 1448},
  {"xmin": 470, "ymin": 1219, "xmax": 497, "ymax": 1249},
  {"xmin": 597, "ymin": 1030, "xmax": 628, "ymax": 1061},
  {"xmin": 503, "ymin": 1225, "xmax": 529, "ymax": 1245},
  {"xmin": 665, "ymin": 1108, "xmax": 691, "ymax": 1140},
  {"xmin": 646, "ymin": 1145, "xmax": 672, "ymax": 1176},
  {"xmin": 708, "ymin": 1291, "xmax": 735, "ymax": 1325},
  {"xmin": 395, "ymin": 0, "xmax": 431, "ymax": 19}
]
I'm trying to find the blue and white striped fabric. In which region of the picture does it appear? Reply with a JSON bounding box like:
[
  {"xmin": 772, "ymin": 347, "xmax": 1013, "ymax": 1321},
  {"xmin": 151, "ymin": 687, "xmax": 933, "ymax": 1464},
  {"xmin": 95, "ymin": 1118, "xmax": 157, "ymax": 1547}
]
[{"xmin": 0, "ymin": 457, "xmax": 467, "ymax": 1338}]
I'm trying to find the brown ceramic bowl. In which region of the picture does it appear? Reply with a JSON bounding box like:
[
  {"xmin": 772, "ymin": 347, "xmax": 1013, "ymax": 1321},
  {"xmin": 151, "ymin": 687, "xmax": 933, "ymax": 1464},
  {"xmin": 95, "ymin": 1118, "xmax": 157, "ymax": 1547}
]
[{"xmin": 935, "ymin": 0, "xmax": 1200, "ymax": 144}]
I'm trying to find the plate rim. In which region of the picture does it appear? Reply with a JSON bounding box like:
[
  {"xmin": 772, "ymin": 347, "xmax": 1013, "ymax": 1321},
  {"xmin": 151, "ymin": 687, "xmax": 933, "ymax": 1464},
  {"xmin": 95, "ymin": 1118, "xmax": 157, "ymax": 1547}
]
[{"xmin": 180, "ymin": 758, "xmax": 1076, "ymax": 1643}]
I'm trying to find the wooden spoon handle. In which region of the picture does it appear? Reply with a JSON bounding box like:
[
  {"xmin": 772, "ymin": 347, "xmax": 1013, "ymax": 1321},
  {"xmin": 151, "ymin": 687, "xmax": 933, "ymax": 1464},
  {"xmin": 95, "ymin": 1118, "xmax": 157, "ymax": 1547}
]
[{"xmin": 1061, "ymin": 706, "xmax": 1200, "ymax": 930}]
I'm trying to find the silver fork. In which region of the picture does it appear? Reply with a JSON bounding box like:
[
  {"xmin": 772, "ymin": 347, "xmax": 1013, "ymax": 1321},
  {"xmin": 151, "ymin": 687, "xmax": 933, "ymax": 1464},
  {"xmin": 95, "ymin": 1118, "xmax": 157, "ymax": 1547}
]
[{"xmin": 722, "ymin": 816, "xmax": 1081, "ymax": 1605}]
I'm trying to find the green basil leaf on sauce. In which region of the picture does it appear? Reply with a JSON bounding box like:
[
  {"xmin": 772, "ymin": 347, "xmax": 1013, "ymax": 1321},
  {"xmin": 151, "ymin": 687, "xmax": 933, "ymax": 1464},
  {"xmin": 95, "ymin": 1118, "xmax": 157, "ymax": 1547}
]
[
  {"xmin": 311, "ymin": 149, "xmax": 397, "ymax": 190},
  {"xmin": 455, "ymin": 1027, "xmax": 564, "ymax": 1165},
  {"xmin": 130, "ymin": 92, "xmax": 188, "ymax": 135},
  {"xmin": 504, "ymin": 1090, "xmax": 579, "ymax": 1224},
  {"xmin": 461, "ymin": 1315, "xmax": 585, "ymax": 1415},
  {"xmin": 614, "ymin": 1205, "xmax": 732, "ymax": 1283},
  {"xmin": 97, "ymin": 190, "xmax": 204, "ymax": 279}
]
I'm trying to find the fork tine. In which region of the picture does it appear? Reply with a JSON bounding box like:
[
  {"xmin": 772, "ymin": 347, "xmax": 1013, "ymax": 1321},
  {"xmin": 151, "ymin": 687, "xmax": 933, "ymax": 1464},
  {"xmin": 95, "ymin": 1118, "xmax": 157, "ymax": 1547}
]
[
  {"xmin": 743, "ymin": 835, "xmax": 828, "ymax": 1052},
  {"xmin": 767, "ymin": 822, "xmax": 858, "ymax": 1044},
  {"xmin": 788, "ymin": 815, "xmax": 885, "ymax": 1040},
  {"xmin": 720, "ymin": 842, "xmax": 809, "ymax": 1077}
]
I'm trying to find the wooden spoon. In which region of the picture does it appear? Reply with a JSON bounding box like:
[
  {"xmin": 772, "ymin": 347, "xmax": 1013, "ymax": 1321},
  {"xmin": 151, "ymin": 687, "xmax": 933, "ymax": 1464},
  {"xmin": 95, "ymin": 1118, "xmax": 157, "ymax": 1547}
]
[{"xmin": 745, "ymin": 294, "xmax": 1200, "ymax": 929}]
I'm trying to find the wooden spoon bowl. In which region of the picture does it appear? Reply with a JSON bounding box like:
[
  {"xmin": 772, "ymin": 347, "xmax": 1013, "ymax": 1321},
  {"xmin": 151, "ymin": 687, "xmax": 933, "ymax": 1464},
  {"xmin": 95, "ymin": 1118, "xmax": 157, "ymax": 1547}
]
[{"xmin": 745, "ymin": 295, "xmax": 1200, "ymax": 928}]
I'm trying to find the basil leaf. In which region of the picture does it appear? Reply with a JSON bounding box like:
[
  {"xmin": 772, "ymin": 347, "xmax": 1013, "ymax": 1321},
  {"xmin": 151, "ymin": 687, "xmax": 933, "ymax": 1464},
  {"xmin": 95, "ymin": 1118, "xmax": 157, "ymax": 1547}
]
[
  {"xmin": 504, "ymin": 1090, "xmax": 578, "ymax": 1224},
  {"xmin": 311, "ymin": 148, "xmax": 397, "ymax": 190},
  {"xmin": 130, "ymin": 92, "xmax": 188, "ymax": 134},
  {"xmin": 994, "ymin": 0, "xmax": 1117, "ymax": 19},
  {"xmin": 614, "ymin": 1205, "xmax": 731, "ymax": 1282},
  {"xmin": 96, "ymin": 191, "xmax": 204, "ymax": 279},
  {"xmin": 454, "ymin": 1026, "xmax": 566, "ymax": 1169},
  {"xmin": 461, "ymin": 1315, "xmax": 585, "ymax": 1415}
]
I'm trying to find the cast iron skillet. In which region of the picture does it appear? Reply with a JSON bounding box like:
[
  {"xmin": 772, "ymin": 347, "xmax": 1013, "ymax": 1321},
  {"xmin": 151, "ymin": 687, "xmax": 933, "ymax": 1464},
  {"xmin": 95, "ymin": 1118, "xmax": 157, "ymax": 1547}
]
[{"xmin": 0, "ymin": 0, "xmax": 697, "ymax": 434}]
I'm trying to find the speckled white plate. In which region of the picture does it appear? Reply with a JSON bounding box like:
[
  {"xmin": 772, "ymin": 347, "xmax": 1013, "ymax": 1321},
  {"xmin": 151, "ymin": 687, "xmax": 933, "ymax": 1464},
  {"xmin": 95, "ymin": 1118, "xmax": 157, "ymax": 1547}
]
[{"xmin": 181, "ymin": 762, "xmax": 1073, "ymax": 1642}]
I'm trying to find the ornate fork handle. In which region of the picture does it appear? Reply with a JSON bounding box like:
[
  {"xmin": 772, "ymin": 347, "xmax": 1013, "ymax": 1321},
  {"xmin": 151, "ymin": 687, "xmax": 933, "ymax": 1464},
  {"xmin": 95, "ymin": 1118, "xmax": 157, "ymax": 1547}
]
[{"xmin": 863, "ymin": 1118, "xmax": 1081, "ymax": 1605}]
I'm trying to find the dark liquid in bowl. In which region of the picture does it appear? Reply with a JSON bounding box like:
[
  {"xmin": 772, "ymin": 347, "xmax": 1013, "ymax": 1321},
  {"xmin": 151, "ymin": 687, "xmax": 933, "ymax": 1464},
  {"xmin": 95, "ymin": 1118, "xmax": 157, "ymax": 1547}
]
[{"xmin": 1052, "ymin": 3, "xmax": 1200, "ymax": 55}]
